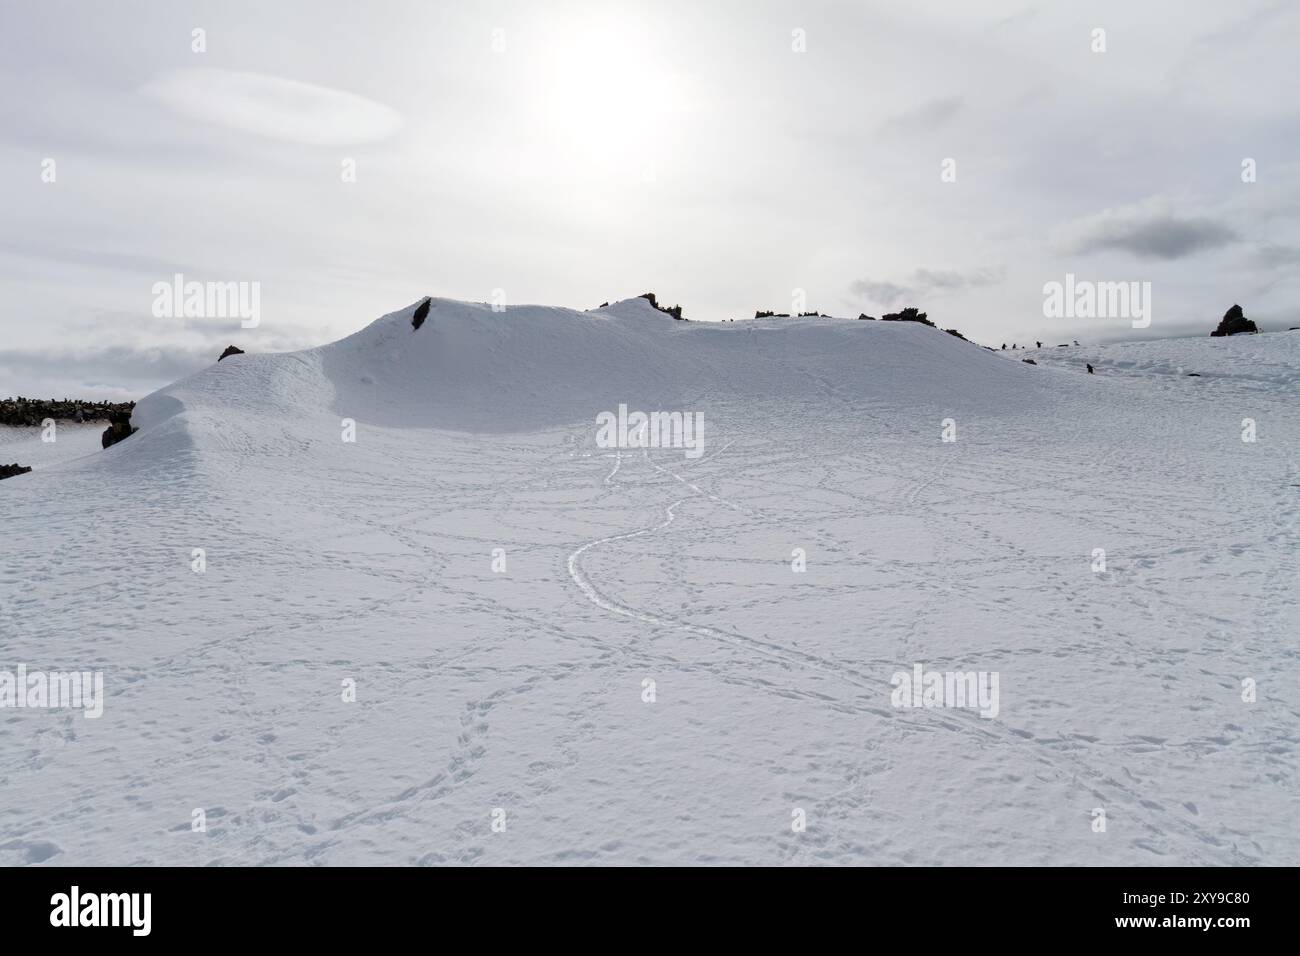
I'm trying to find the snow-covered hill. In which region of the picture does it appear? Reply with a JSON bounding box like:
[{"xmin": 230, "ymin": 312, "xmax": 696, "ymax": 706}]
[
  {"xmin": 2, "ymin": 298, "xmax": 1296, "ymax": 866},
  {"xmin": 128, "ymin": 296, "xmax": 1037, "ymax": 436}
]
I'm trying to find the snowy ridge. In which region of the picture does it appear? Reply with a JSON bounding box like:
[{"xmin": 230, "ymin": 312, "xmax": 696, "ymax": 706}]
[{"xmin": 130, "ymin": 296, "xmax": 1037, "ymax": 440}]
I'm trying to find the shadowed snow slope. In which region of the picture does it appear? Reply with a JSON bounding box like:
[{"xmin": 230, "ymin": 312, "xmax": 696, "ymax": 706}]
[{"xmin": 2, "ymin": 299, "xmax": 1297, "ymax": 867}]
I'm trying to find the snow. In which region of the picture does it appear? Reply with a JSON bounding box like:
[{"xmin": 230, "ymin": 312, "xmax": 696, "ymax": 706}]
[
  {"xmin": 0, "ymin": 423, "xmax": 105, "ymax": 471},
  {"xmin": 1027, "ymin": 330, "xmax": 1300, "ymax": 391},
  {"xmin": 1, "ymin": 298, "xmax": 1296, "ymax": 865}
]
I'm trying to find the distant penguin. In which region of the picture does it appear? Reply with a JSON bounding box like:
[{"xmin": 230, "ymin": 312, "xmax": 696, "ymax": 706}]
[
  {"xmin": 412, "ymin": 297, "xmax": 432, "ymax": 330},
  {"xmin": 1086, "ymin": 363, "xmax": 1095, "ymax": 374}
]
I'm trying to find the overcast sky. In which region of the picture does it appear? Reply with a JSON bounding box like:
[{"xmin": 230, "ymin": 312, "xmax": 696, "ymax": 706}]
[{"xmin": 2, "ymin": 0, "xmax": 1297, "ymax": 400}]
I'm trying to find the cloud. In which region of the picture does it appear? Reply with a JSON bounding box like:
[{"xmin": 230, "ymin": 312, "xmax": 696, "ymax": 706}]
[
  {"xmin": 0, "ymin": 345, "xmax": 213, "ymax": 401},
  {"xmin": 1253, "ymin": 242, "xmax": 1300, "ymax": 268},
  {"xmin": 1054, "ymin": 198, "xmax": 1240, "ymax": 260},
  {"xmin": 0, "ymin": 308, "xmax": 322, "ymax": 401},
  {"xmin": 141, "ymin": 69, "xmax": 403, "ymax": 146},
  {"xmin": 877, "ymin": 97, "xmax": 963, "ymax": 137},
  {"xmin": 847, "ymin": 279, "xmax": 911, "ymax": 307},
  {"xmin": 0, "ymin": 239, "xmax": 198, "ymax": 279},
  {"xmin": 850, "ymin": 267, "xmax": 1005, "ymax": 308},
  {"xmin": 1191, "ymin": 0, "xmax": 1294, "ymax": 48}
]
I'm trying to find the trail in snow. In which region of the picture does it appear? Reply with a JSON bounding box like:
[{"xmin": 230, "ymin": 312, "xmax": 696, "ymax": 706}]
[{"xmin": 565, "ymin": 432, "xmax": 1266, "ymax": 865}]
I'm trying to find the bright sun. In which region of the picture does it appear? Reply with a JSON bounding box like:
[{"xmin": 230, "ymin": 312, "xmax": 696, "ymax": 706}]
[{"xmin": 528, "ymin": 13, "xmax": 686, "ymax": 170}]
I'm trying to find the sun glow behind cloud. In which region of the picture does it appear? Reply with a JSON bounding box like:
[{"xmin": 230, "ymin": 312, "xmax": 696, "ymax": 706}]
[{"xmin": 523, "ymin": 12, "xmax": 690, "ymax": 184}]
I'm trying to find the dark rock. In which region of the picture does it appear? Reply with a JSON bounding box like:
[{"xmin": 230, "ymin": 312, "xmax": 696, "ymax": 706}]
[
  {"xmin": 218, "ymin": 345, "xmax": 245, "ymax": 362},
  {"xmin": 101, "ymin": 409, "xmax": 137, "ymax": 450},
  {"xmin": 0, "ymin": 398, "xmax": 134, "ymax": 427},
  {"xmin": 639, "ymin": 292, "xmax": 685, "ymax": 320},
  {"xmin": 1187, "ymin": 373, "xmax": 1201, "ymax": 377},
  {"xmin": 1021, "ymin": 358, "xmax": 1037, "ymax": 365},
  {"xmin": 411, "ymin": 297, "xmax": 432, "ymax": 331},
  {"xmin": 858, "ymin": 313, "xmax": 876, "ymax": 321},
  {"xmin": 1210, "ymin": 304, "xmax": 1258, "ymax": 337},
  {"xmin": 0, "ymin": 463, "xmax": 33, "ymax": 480},
  {"xmin": 944, "ymin": 328, "xmax": 968, "ymax": 341},
  {"xmin": 881, "ymin": 307, "xmax": 933, "ymax": 326}
]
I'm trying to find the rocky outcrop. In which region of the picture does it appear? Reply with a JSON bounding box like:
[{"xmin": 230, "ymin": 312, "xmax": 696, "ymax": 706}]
[
  {"xmin": 0, "ymin": 463, "xmax": 32, "ymax": 480},
  {"xmin": 411, "ymin": 297, "xmax": 432, "ymax": 330},
  {"xmin": 881, "ymin": 307, "xmax": 933, "ymax": 327},
  {"xmin": 218, "ymin": 345, "xmax": 245, "ymax": 362},
  {"xmin": 858, "ymin": 313, "xmax": 876, "ymax": 320},
  {"xmin": 860, "ymin": 306, "xmax": 970, "ymax": 342},
  {"xmin": 101, "ymin": 409, "xmax": 137, "ymax": 449},
  {"xmin": 0, "ymin": 398, "xmax": 134, "ymax": 427},
  {"xmin": 1210, "ymin": 304, "xmax": 1258, "ymax": 337},
  {"xmin": 639, "ymin": 292, "xmax": 685, "ymax": 320}
]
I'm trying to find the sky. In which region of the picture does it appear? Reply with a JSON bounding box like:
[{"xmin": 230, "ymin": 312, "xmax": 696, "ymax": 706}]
[{"xmin": 1, "ymin": 0, "xmax": 1298, "ymax": 400}]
